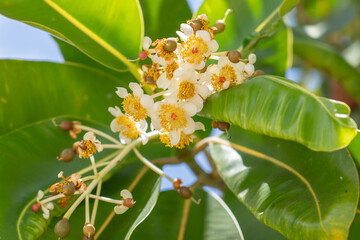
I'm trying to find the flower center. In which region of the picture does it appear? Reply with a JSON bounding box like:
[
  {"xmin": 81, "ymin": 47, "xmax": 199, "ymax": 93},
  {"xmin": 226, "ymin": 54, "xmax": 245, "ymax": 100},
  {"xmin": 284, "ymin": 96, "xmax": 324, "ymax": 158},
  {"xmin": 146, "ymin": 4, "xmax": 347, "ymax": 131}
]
[
  {"xmin": 160, "ymin": 130, "xmax": 192, "ymax": 149},
  {"xmin": 143, "ymin": 64, "xmax": 161, "ymax": 86},
  {"xmin": 211, "ymin": 64, "xmax": 237, "ymax": 92},
  {"xmin": 79, "ymin": 140, "xmax": 97, "ymax": 159},
  {"xmin": 165, "ymin": 61, "xmax": 179, "ymax": 80},
  {"xmin": 122, "ymin": 95, "xmax": 147, "ymax": 121},
  {"xmin": 159, "ymin": 104, "xmax": 187, "ymax": 131},
  {"xmin": 178, "ymin": 81, "xmax": 196, "ymax": 100},
  {"xmin": 116, "ymin": 115, "xmax": 140, "ymax": 140},
  {"xmin": 180, "ymin": 35, "xmax": 209, "ymax": 65}
]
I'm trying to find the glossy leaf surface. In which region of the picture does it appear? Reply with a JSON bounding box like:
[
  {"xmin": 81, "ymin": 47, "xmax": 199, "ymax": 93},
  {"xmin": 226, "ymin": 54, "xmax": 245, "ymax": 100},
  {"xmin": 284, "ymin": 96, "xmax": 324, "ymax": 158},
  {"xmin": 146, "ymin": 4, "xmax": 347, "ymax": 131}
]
[
  {"xmin": 223, "ymin": 189, "xmax": 287, "ymax": 240},
  {"xmin": 0, "ymin": 0, "xmax": 143, "ymax": 71},
  {"xmin": 209, "ymin": 126, "xmax": 359, "ymax": 240},
  {"xmin": 131, "ymin": 189, "xmax": 244, "ymax": 240},
  {"xmin": 200, "ymin": 75, "xmax": 357, "ymax": 151},
  {"xmin": 0, "ymin": 60, "xmax": 128, "ymax": 135}
]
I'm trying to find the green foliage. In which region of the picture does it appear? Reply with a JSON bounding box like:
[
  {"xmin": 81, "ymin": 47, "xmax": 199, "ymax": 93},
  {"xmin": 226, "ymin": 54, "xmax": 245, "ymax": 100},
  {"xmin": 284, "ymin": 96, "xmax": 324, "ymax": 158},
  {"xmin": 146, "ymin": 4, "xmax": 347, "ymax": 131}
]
[
  {"xmin": 131, "ymin": 189, "xmax": 244, "ymax": 239},
  {"xmin": 0, "ymin": 0, "xmax": 359, "ymax": 239},
  {"xmin": 0, "ymin": 0, "xmax": 143, "ymax": 71},
  {"xmin": 293, "ymin": 35, "xmax": 360, "ymax": 104},
  {"xmin": 0, "ymin": 60, "xmax": 131, "ymax": 135},
  {"xmin": 210, "ymin": 126, "xmax": 359, "ymax": 240},
  {"xmin": 200, "ymin": 75, "xmax": 357, "ymax": 151}
]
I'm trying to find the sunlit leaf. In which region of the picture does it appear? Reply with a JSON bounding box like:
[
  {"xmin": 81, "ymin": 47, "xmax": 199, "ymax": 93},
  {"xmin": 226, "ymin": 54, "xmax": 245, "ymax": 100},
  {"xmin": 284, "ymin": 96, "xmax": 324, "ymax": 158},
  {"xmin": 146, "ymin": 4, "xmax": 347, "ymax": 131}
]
[
  {"xmin": 199, "ymin": 75, "xmax": 357, "ymax": 151},
  {"xmin": 0, "ymin": 0, "xmax": 143, "ymax": 71}
]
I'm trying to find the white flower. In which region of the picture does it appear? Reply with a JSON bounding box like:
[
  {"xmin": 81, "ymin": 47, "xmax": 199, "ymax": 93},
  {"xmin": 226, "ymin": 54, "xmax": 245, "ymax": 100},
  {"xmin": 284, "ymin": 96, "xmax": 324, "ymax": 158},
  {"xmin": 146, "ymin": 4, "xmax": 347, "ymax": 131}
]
[
  {"xmin": 151, "ymin": 100, "xmax": 202, "ymax": 146},
  {"xmin": 114, "ymin": 189, "xmax": 136, "ymax": 214},
  {"xmin": 116, "ymin": 82, "xmax": 154, "ymax": 121},
  {"xmin": 36, "ymin": 190, "xmax": 54, "ymax": 219},
  {"xmin": 142, "ymin": 36, "xmax": 152, "ymax": 51},
  {"xmin": 108, "ymin": 106, "xmax": 148, "ymax": 145},
  {"xmin": 167, "ymin": 63, "xmax": 211, "ymax": 112},
  {"xmin": 177, "ymin": 29, "xmax": 219, "ymax": 70},
  {"xmin": 78, "ymin": 132, "xmax": 103, "ymax": 159},
  {"xmin": 205, "ymin": 56, "xmax": 245, "ymax": 92}
]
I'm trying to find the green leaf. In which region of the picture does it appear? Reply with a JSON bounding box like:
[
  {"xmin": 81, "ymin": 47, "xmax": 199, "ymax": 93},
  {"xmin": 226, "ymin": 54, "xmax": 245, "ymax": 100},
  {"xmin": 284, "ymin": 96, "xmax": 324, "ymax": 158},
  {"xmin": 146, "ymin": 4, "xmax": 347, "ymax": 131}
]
[
  {"xmin": 293, "ymin": 36, "xmax": 360, "ymax": 104},
  {"xmin": 0, "ymin": 0, "xmax": 143, "ymax": 72},
  {"xmin": 348, "ymin": 132, "xmax": 360, "ymax": 172},
  {"xmin": 140, "ymin": 0, "xmax": 191, "ymax": 40},
  {"xmin": 279, "ymin": 0, "xmax": 301, "ymax": 16},
  {"xmin": 0, "ymin": 60, "xmax": 132, "ymax": 135},
  {"xmin": 349, "ymin": 212, "xmax": 360, "ymax": 240},
  {"xmin": 0, "ymin": 118, "xmax": 120, "ymax": 239},
  {"xmin": 196, "ymin": 0, "xmax": 284, "ymax": 50},
  {"xmin": 210, "ymin": 126, "xmax": 359, "ymax": 240},
  {"xmin": 131, "ymin": 189, "xmax": 244, "ymax": 240},
  {"xmin": 223, "ymin": 189, "xmax": 287, "ymax": 239},
  {"xmin": 199, "ymin": 75, "xmax": 357, "ymax": 151},
  {"xmin": 255, "ymin": 23, "xmax": 293, "ymax": 75}
]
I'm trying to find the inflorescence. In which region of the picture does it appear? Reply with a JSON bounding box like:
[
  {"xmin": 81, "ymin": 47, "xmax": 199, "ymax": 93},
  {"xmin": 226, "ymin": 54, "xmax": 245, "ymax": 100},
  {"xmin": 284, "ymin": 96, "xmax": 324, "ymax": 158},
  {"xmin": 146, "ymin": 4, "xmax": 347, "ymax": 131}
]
[{"xmin": 31, "ymin": 10, "xmax": 258, "ymax": 239}]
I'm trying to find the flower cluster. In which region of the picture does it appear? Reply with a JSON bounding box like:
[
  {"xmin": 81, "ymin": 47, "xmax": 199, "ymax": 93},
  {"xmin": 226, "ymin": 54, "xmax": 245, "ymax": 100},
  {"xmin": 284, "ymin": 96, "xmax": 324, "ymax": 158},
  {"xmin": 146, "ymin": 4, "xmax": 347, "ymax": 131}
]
[{"xmin": 110, "ymin": 13, "xmax": 256, "ymax": 149}]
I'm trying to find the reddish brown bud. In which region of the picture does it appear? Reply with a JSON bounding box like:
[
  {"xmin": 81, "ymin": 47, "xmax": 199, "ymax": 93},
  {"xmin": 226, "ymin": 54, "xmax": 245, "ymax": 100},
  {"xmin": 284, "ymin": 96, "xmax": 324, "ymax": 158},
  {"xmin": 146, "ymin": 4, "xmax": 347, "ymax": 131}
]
[
  {"xmin": 60, "ymin": 120, "xmax": 73, "ymax": 131},
  {"xmin": 227, "ymin": 50, "xmax": 241, "ymax": 63},
  {"xmin": 58, "ymin": 148, "xmax": 76, "ymax": 162},
  {"xmin": 211, "ymin": 120, "xmax": 218, "ymax": 128},
  {"xmin": 138, "ymin": 51, "xmax": 148, "ymax": 60},
  {"xmin": 179, "ymin": 187, "xmax": 193, "ymax": 199},
  {"xmin": 217, "ymin": 121, "xmax": 230, "ymax": 131},
  {"xmin": 32, "ymin": 203, "xmax": 41, "ymax": 212},
  {"xmin": 173, "ymin": 178, "xmax": 183, "ymax": 191},
  {"xmin": 123, "ymin": 198, "xmax": 135, "ymax": 208}
]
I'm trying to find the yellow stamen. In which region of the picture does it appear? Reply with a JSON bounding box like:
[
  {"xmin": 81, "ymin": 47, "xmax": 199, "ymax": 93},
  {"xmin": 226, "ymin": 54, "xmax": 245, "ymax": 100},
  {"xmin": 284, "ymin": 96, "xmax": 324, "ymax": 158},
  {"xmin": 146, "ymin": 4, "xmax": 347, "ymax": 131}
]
[
  {"xmin": 211, "ymin": 64, "xmax": 237, "ymax": 92},
  {"xmin": 180, "ymin": 35, "xmax": 209, "ymax": 65},
  {"xmin": 159, "ymin": 104, "xmax": 187, "ymax": 131},
  {"xmin": 142, "ymin": 64, "xmax": 161, "ymax": 87},
  {"xmin": 160, "ymin": 131, "xmax": 192, "ymax": 149},
  {"xmin": 178, "ymin": 81, "xmax": 196, "ymax": 100},
  {"xmin": 79, "ymin": 140, "xmax": 97, "ymax": 159},
  {"xmin": 165, "ymin": 61, "xmax": 179, "ymax": 80},
  {"xmin": 116, "ymin": 115, "xmax": 140, "ymax": 140},
  {"xmin": 122, "ymin": 95, "xmax": 147, "ymax": 121}
]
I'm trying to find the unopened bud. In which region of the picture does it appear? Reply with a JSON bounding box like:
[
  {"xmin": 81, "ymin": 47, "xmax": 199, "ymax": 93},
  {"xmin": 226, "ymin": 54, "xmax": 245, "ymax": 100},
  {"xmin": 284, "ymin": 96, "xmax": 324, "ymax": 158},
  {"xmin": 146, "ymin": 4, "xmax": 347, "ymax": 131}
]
[
  {"xmin": 54, "ymin": 218, "xmax": 70, "ymax": 239},
  {"xmin": 179, "ymin": 187, "xmax": 193, "ymax": 199},
  {"xmin": 227, "ymin": 50, "xmax": 241, "ymax": 63},
  {"xmin": 213, "ymin": 20, "xmax": 225, "ymax": 34},
  {"xmin": 60, "ymin": 120, "xmax": 73, "ymax": 131}
]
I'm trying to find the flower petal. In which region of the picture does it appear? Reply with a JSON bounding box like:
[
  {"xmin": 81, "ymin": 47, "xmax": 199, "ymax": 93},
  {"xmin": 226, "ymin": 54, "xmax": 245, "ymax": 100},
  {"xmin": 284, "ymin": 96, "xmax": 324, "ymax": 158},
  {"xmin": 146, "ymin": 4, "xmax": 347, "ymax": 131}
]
[
  {"xmin": 244, "ymin": 64, "xmax": 255, "ymax": 75},
  {"xmin": 170, "ymin": 130, "xmax": 181, "ymax": 145},
  {"xmin": 196, "ymin": 30, "xmax": 211, "ymax": 42},
  {"xmin": 46, "ymin": 203, "xmax": 54, "ymax": 210},
  {"xmin": 114, "ymin": 205, "xmax": 128, "ymax": 214},
  {"xmin": 182, "ymin": 102, "xmax": 197, "ymax": 116},
  {"xmin": 84, "ymin": 131, "xmax": 95, "ymax": 141},
  {"xmin": 110, "ymin": 119, "xmax": 119, "ymax": 132},
  {"xmin": 183, "ymin": 117, "xmax": 195, "ymax": 135},
  {"xmin": 140, "ymin": 94, "xmax": 154, "ymax": 110},
  {"xmin": 180, "ymin": 23, "xmax": 193, "ymax": 36},
  {"xmin": 121, "ymin": 189, "xmax": 133, "ymax": 199},
  {"xmin": 142, "ymin": 36, "xmax": 152, "ymax": 50},
  {"xmin": 108, "ymin": 106, "xmax": 122, "ymax": 117},
  {"xmin": 195, "ymin": 121, "xmax": 206, "ymax": 131},
  {"xmin": 116, "ymin": 87, "xmax": 128, "ymax": 98},
  {"xmin": 129, "ymin": 82, "xmax": 144, "ymax": 97},
  {"xmin": 208, "ymin": 39, "xmax": 219, "ymax": 52},
  {"xmin": 157, "ymin": 73, "xmax": 171, "ymax": 89},
  {"xmin": 37, "ymin": 190, "xmax": 44, "ymax": 202},
  {"xmin": 248, "ymin": 53, "xmax": 256, "ymax": 64}
]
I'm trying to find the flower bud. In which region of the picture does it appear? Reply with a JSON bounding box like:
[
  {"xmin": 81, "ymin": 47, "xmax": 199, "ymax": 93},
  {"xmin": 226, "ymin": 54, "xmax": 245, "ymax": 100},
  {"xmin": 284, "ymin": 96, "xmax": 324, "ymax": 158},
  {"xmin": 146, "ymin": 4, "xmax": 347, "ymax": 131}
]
[
  {"xmin": 213, "ymin": 20, "xmax": 225, "ymax": 34},
  {"xmin": 189, "ymin": 18, "xmax": 202, "ymax": 31},
  {"xmin": 227, "ymin": 50, "xmax": 241, "ymax": 63},
  {"xmin": 62, "ymin": 181, "xmax": 76, "ymax": 196},
  {"xmin": 58, "ymin": 148, "xmax": 76, "ymax": 162},
  {"xmin": 217, "ymin": 121, "xmax": 230, "ymax": 131},
  {"xmin": 31, "ymin": 203, "xmax": 40, "ymax": 212},
  {"xmin": 60, "ymin": 120, "xmax": 73, "ymax": 131},
  {"xmin": 163, "ymin": 38, "xmax": 177, "ymax": 52},
  {"xmin": 179, "ymin": 187, "xmax": 193, "ymax": 199},
  {"xmin": 211, "ymin": 120, "xmax": 218, "ymax": 128},
  {"xmin": 54, "ymin": 218, "xmax": 70, "ymax": 239},
  {"xmin": 83, "ymin": 223, "xmax": 95, "ymax": 237}
]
